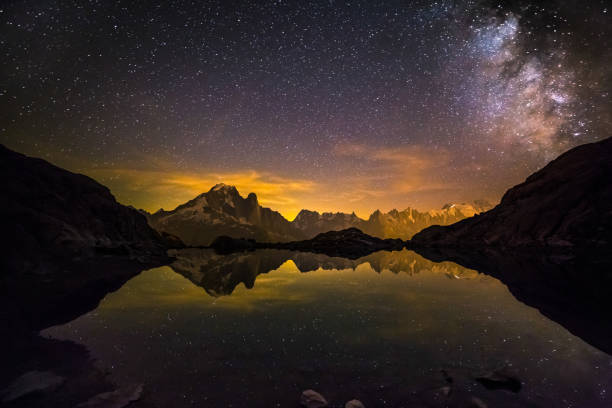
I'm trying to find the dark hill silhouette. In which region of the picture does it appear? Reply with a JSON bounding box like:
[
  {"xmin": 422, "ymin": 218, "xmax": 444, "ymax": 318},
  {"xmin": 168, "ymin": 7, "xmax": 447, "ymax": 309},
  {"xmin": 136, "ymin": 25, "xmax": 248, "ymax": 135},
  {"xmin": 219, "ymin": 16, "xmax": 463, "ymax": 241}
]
[
  {"xmin": 0, "ymin": 145, "xmax": 175, "ymax": 274},
  {"xmin": 210, "ymin": 228, "xmax": 405, "ymax": 259},
  {"xmin": 412, "ymin": 137, "xmax": 612, "ymax": 248}
]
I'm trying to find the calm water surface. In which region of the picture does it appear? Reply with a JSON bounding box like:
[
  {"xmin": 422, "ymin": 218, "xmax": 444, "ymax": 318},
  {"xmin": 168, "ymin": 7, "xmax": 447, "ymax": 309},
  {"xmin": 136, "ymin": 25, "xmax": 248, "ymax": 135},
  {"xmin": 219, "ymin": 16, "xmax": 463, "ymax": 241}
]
[{"xmin": 43, "ymin": 249, "xmax": 612, "ymax": 407}]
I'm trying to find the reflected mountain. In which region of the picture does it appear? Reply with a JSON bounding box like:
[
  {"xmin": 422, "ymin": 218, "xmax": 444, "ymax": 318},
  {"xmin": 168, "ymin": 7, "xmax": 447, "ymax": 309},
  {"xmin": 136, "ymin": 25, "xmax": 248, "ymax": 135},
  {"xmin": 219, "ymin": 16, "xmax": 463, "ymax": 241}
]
[
  {"xmin": 170, "ymin": 246, "xmax": 612, "ymax": 357},
  {"xmin": 168, "ymin": 248, "xmax": 291, "ymax": 297},
  {"xmin": 412, "ymin": 246, "xmax": 612, "ymax": 355},
  {"xmin": 8, "ymin": 247, "xmax": 611, "ymax": 407},
  {"xmin": 168, "ymin": 248, "xmax": 480, "ymax": 297}
]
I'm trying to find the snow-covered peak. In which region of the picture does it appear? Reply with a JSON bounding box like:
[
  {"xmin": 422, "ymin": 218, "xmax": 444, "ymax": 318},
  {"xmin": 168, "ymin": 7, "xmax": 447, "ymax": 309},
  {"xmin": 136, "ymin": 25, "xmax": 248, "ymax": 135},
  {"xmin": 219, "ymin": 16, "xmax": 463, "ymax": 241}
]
[{"xmin": 211, "ymin": 183, "xmax": 232, "ymax": 192}]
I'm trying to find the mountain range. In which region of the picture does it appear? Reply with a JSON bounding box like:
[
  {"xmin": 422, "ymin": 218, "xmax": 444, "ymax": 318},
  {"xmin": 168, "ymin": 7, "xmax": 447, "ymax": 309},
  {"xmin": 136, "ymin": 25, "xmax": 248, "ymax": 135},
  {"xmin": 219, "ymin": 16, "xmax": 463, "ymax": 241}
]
[{"xmin": 146, "ymin": 184, "xmax": 492, "ymax": 246}]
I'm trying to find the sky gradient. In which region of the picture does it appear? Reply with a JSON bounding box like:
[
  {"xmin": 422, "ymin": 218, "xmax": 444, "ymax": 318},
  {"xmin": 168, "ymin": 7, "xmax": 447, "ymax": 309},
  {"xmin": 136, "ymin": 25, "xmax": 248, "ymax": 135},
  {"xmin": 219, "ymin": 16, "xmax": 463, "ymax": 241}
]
[{"xmin": 1, "ymin": 0, "xmax": 610, "ymax": 219}]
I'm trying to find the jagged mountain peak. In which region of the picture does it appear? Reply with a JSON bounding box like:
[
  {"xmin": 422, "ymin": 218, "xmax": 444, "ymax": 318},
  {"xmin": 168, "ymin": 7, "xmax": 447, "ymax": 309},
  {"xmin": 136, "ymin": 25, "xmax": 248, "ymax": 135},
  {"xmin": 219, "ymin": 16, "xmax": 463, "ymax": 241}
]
[
  {"xmin": 209, "ymin": 183, "xmax": 239, "ymax": 194},
  {"xmin": 246, "ymin": 192, "xmax": 258, "ymax": 203},
  {"xmin": 147, "ymin": 182, "xmax": 496, "ymax": 245},
  {"xmin": 147, "ymin": 184, "xmax": 300, "ymax": 246}
]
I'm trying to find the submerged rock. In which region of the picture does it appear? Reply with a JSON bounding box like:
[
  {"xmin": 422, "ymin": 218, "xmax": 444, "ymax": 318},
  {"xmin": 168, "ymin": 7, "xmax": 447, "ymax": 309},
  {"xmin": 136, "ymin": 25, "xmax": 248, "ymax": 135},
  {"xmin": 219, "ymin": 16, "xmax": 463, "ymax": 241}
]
[
  {"xmin": 76, "ymin": 383, "xmax": 143, "ymax": 408},
  {"xmin": 300, "ymin": 389, "xmax": 328, "ymax": 408},
  {"xmin": 345, "ymin": 399, "xmax": 366, "ymax": 408},
  {"xmin": 418, "ymin": 385, "xmax": 453, "ymax": 406},
  {"xmin": 475, "ymin": 367, "xmax": 521, "ymax": 393},
  {"xmin": 468, "ymin": 396, "xmax": 488, "ymax": 408},
  {"xmin": 2, "ymin": 370, "xmax": 65, "ymax": 402}
]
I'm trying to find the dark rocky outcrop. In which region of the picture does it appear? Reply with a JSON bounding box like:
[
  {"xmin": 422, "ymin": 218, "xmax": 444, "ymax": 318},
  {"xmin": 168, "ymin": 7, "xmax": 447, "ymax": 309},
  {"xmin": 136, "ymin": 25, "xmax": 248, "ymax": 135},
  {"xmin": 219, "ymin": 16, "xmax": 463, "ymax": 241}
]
[
  {"xmin": 300, "ymin": 389, "xmax": 328, "ymax": 408},
  {"xmin": 0, "ymin": 145, "xmax": 180, "ymax": 407},
  {"xmin": 411, "ymin": 137, "xmax": 612, "ymax": 249},
  {"xmin": 208, "ymin": 228, "xmax": 406, "ymax": 259},
  {"xmin": 0, "ymin": 144, "xmax": 175, "ymax": 274},
  {"xmin": 210, "ymin": 235, "xmax": 258, "ymax": 253},
  {"xmin": 274, "ymin": 228, "xmax": 405, "ymax": 258},
  {"xmin": 475, "ymin": 367, "xmax": 522, "ymax": 393}
]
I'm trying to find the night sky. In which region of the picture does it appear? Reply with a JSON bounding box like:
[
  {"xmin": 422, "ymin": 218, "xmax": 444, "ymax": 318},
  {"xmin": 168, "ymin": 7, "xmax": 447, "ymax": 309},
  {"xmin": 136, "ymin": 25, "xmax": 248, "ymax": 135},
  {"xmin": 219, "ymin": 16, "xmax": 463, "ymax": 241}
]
[{"xmin": 1, "ymin": 0, "xmax": 610, "ymax": 219}]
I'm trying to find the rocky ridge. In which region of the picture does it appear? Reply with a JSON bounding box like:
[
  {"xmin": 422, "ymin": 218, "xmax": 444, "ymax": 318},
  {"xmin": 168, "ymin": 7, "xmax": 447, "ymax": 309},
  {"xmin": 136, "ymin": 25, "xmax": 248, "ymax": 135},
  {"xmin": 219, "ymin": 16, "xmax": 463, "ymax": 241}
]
[{"xmin": 411, "ymin": 137, "xmax": 612, "ymax": 248}]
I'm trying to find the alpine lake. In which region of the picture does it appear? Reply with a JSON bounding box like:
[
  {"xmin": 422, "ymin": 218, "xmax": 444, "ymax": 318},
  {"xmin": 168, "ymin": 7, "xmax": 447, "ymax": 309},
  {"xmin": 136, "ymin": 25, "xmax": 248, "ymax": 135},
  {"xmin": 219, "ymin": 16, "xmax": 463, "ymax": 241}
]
[{"xmin": 32, "ymin": 248, "xmax": 612, "ymax": 408}]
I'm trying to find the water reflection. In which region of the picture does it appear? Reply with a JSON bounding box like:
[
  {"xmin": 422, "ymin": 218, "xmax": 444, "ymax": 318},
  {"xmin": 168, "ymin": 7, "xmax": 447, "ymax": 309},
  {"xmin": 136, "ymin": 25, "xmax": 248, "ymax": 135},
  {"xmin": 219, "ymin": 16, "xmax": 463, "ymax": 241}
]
[
  {"xmin": 412, "ymin": 247, "xmax": 612, "ymax": 356},
  {"xmin": 169, "ymin": 248, "xmax": 480, "ymax": 296},
  {"xmin": 40, "ymin": 249, "xmax": 612, "ymax": 408}
]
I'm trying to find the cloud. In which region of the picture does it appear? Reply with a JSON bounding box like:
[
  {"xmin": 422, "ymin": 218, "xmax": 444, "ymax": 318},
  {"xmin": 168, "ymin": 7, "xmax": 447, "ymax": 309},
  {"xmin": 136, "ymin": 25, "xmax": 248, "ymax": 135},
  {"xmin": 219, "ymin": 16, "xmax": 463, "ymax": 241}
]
[
  {"xmin": 333, "ymin": 142, "xmax": 455, "ymax": 196},
  {"xmin": 69, "ymin": 143, "xmax": 500, "ymax": 220},
  {"xmin": 85, "ymin": 163, "xmax": 316, "ymax": 216}
]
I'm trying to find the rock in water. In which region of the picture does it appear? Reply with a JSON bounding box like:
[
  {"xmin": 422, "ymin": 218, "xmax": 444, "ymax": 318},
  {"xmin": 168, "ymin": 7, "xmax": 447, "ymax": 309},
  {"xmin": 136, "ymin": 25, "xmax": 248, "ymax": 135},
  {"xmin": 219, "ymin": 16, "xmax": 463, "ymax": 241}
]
[
  {"xmin": 345, "ymin": 399, "xmax": 366, "ymax": 408},
  {"xmin": 300, "ymin": 389, "xmax": 329, "ymax": 408},
  {"xmin": 468, "ymin": 396, "xmax": 488, "ymax": 408},
  {"xmin": 475, "ymin": 367, "xmax": 522, "ymax": 393},
  {"xmin": 2, "ymin": 371, "xmax": 65, "ymax": 402},
  {"xmin": 76, "ymin": 383, "xmax": 143, "ymax": 408},
  {"xmin": 277, "ymin": 227, "xmax": 405, "ymax": 258}
]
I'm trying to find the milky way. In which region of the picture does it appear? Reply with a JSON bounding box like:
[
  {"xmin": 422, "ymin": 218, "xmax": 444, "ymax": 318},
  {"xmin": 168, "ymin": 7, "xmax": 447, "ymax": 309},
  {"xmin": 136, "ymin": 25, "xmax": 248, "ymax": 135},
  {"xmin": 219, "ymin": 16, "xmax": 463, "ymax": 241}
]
[{"xmin": 1, "ymin": 0, "xmax": 610, "ymax": 218}]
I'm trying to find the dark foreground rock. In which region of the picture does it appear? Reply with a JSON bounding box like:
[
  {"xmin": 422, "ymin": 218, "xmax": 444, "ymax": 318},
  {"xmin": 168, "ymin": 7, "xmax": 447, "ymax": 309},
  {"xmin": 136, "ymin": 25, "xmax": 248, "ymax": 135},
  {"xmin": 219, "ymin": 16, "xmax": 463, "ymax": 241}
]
[
  {"xmin": 300, "ymin": 389, "xmax": 328, "ymax": 408},
  {"xmin": 475, "ymin": 367, "xmax": 522, "ymax": 393},
  {"xmin": 411, "ymin": 137, "xmax": 612, "ymax": 249},
  {"xmin": 75, "ymin": 383, "xmax": 143, "ymax": 408},
  {"xmin": 210, "ymin": 228, "xmax": 406, "ymax": 258},
  {"xmin": 210, "ymin": 235, "xmax": 258, "ymax": 253},
  {"xmin": 345, "ymin": 399, "xmax": 366, "ymax": 408},
  {"xmin": 2, "ymin": 371, "xmax": 65, "ymax": 403},
  {"xmin": 0, "ymin": 145, "xmax": 177, "ymax": 408},
  {"xmin": 0, "ymin": 144, "xmax": 177, "ymax": 274},
  {"xmin": 275, "ymin": 228, "xmax": 405, "ymax": 258}
]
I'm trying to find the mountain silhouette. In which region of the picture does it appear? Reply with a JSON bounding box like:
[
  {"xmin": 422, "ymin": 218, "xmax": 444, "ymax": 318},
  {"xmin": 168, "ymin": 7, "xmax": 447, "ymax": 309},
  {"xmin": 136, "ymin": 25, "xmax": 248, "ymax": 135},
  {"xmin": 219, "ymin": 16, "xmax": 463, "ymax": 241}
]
[
  {"xmin": 146, "ymin": 184, "xmax": 491, "ymax": 245},
  {"xmin": 0, "ymin": 144, "xmax": 172, "ymax": 274},
  {"xmin": 147, "ymin": 183, "xmax": 303, "ymax": 246},
  {"xmin": 412, "ymin": 137, "xmax": 612, "ymax": 248},
  {"xmin": 210, "ymin": 228, "xmax": 405, "ymax": 258}
]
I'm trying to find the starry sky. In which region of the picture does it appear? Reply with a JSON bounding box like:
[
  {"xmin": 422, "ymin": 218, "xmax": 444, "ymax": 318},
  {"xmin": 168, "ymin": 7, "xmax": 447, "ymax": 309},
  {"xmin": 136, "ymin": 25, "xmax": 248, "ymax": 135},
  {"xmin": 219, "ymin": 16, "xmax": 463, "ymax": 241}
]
[{"xmin": 1, "ymin": 0, "xmax": 610, "ymax": 219}]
